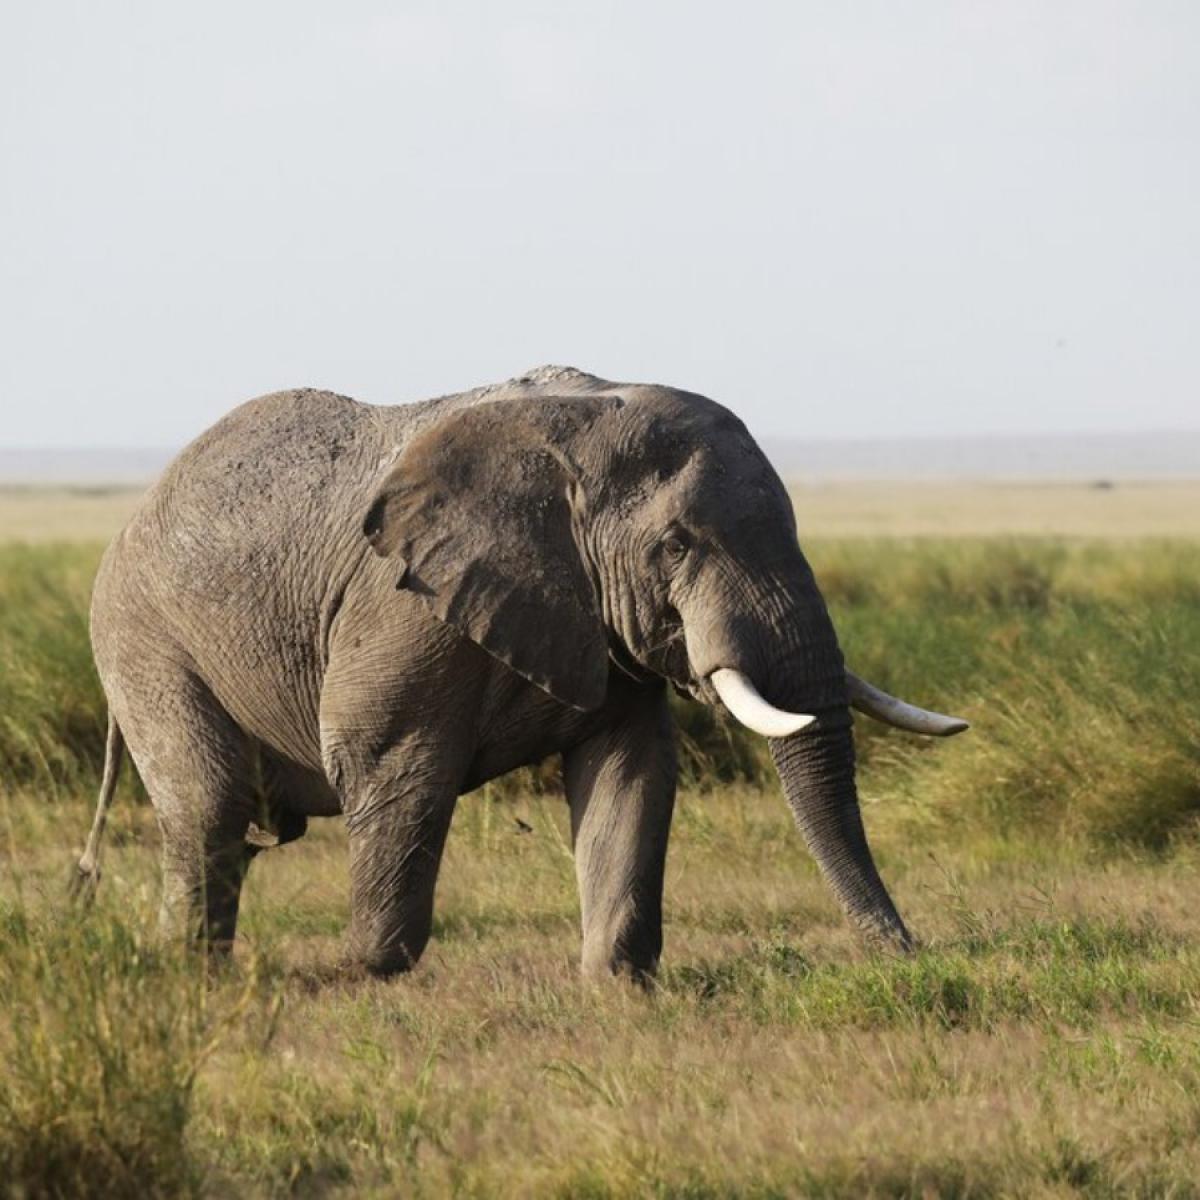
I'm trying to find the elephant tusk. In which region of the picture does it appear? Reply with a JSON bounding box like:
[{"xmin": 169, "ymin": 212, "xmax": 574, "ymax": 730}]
[
  {"xmin": 846, "ymin": 670, "xmax": 969, "ymax": 737},
  {"xmin": 710, "ymin": 668, "xmax": 816, "ymax": 738}
]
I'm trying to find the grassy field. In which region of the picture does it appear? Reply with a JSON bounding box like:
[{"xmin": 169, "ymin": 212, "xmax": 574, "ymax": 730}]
[{"xmin": 2, "ymin": 486, "xmax": 1199, "ymax": 1197}]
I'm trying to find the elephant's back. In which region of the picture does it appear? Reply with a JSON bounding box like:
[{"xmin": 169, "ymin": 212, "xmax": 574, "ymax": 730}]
[
  {"xmin": 93, "ymin": 373, "xmax": 600, "ymax": 623},
  {"xmin": 156, "ymin": 388, "xmax": 384, "ymax": 526},
  {"xmin": 106, "ymin": 391, "xmax": 378, "ymax": 601},
  {"xmin": 87, "ymin": 371, "xmax": 601, "ymax": 764}
]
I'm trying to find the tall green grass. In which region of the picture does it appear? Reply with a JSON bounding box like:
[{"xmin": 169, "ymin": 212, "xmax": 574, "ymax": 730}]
[
  {"xmin": 0, "ymin": 544, "xmax": 106, "ymax": 796},
  {"xmin": 2, "ymin": 539, "xmax": 1198, "ymax": 849},
  {"xmin": 822, "ymin": 540, "xmax": 1200, "ymax": 851}
]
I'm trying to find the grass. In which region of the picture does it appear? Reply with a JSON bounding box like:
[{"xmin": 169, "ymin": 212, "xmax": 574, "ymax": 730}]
[
  {"xmin": 790, "ymin": 479, "xmax": 1200, "ymax": 539},
  {"xmin": 7, "ymin": 790, "xmax": 1200, "ymax": 1196},
  {"xmin": 2, "ymin": 529, "xmax": 1200, "ymax": 1195},
  {"xmin": 0, "ymin": 902, "xmax": 266, "ymax": 1198}
]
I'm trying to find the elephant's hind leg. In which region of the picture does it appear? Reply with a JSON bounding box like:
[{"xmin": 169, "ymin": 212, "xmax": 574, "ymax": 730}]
[{"xmin": 115, "ymin": 665, "xmax": 255, "ymax": 956}]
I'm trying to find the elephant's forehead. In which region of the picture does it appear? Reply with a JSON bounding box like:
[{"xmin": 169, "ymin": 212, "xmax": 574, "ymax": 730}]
[
  {"xmin": 621, "ymin": 443, "xmax": 790, "ymax": 529},
  {"xmin": 579, "ymin": 385, "xmax": 791, "ymax": 520},
  {"xmin": 605, "ymin": 393, "xmax": 763, "ymax": 471}
]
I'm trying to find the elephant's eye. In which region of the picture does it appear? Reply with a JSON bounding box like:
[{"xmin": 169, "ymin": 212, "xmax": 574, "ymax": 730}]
[{"xmin": 662, "ymin": 532, "xmax": 690, "ymax": 563}]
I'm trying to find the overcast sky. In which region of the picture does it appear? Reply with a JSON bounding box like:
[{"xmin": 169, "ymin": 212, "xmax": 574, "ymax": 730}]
[{"xmin": 2, "ymin": 2, "xmax": 1197, "ymax": 449}]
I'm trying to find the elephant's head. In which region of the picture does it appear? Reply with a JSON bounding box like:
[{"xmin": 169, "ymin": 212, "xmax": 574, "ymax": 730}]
[{"xmin": 364, "ymin": 367, "xmax": 966, "ymax": 949}]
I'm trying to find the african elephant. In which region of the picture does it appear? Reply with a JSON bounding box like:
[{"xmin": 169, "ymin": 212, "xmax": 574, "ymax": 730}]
[{"xmin": 76, "ymin": 366, "xmax": 966, "ymax": 979}]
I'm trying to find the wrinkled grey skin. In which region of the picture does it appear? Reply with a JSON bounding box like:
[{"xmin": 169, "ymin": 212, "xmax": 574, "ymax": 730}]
[{"xmin": 86, "ymin": 366, "xmax": 911, "ymax": 979}]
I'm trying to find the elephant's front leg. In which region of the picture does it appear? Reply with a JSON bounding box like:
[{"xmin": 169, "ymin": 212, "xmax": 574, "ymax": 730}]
[
  {"xmin": 320, "ymin": 612, "xmax": 480, "ymax": 977},
  {"xmin": 563, "ymin": 681, "xmax": 677, "ymax": 982},
  {"xmin": 324, "ymin": 724, "xmax": 466, "ymax": 977},
  {"xmin": 342, "ymin": 774, "xmax": 459, "ymax": 976}
]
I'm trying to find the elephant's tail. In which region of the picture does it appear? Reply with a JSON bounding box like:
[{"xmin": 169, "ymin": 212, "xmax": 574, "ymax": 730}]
[{"xmin": 69, "ymin": 712, "xmax": 125, "ymax": 904}]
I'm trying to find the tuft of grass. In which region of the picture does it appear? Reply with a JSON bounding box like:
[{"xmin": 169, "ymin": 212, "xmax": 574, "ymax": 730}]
[
  {"xmin": 0, "ymin": 896, "xmax": 267, "ymax": 1199},
  {"xmin": 662, "ymin": 914, "xmax": 1195, "ymax": 1033}
]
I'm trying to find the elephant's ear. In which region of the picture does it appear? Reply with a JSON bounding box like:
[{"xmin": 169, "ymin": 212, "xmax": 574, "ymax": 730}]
[{"xmin": 362, "ymin": 400, "xmax": 609, "ymax": 712}]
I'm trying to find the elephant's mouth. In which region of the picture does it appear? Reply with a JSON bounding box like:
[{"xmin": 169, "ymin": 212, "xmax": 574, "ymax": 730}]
[
  {"xmin": 635, "ymin": 614, "xmax": 694, "ymax": 694},
  {"xmin": 606, "ymin": 634, "xmax": 658, "ymax": 686}
]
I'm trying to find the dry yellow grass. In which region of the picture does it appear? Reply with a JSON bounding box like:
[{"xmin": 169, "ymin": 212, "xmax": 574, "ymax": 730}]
[
  {"xmin": 4, "ymin": 479, "xmax": 1200, "ymax": 543},
  {"xmin": 5, "ymin": 788, "xmax": 1200, "ymax": 1196},
  {"xmin": 790, "ymin": 479, "xmax": 1200, "ymax": 538},
  {"xmin": 0, "ymin": 486, "xmax": 143, "ymax": 543}
]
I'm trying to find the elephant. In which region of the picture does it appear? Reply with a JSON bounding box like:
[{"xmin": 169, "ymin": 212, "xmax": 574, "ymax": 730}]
[{"xmin": 75, "ymin": 365, "xmax": 966, "ymax": 979}]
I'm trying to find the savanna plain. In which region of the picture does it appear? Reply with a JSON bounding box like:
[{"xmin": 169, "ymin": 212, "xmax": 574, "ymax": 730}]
[{"xmin": 2, "ymin": 481, "xmax": 1200, "ymax": 1198}]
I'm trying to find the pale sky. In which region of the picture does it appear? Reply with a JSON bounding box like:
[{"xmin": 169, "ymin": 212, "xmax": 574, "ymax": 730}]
[{"xmin": 2, "ymin": 2, "xmax": 1197, "ymax": 449}]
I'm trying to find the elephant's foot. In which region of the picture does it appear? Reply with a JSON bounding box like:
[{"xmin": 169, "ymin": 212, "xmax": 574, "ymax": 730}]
[
  {"xmin": 342, "ymin": 925, "xmax": 428, "ymax": 979},
  {"xmin": 580, "ymin": 935, "xmax": 660, "ymax": 990}
]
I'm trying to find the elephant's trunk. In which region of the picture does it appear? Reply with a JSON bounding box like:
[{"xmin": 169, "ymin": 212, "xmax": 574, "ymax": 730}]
[
  {"xmin": 769, "ymin": 708, "xmax": 912, "ymax": 950},
  {"xmin": 680, "ymin": 554, "xmax": 913, "ymax": 949}
]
